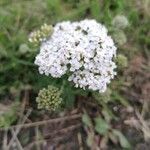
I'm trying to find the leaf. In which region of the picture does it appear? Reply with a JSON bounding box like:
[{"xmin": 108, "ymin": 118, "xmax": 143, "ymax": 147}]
[
  {"xmin": 82, "ymin": 113, "xmax": 92, "ymax": 127},
  {"xmin": 112, "ymin": 129, "xmax": 131, "ymax": 149},
  {"xmin": 0, "ymin": 102, "xmax": 19, "ymax": 128},
  {"xmin": 0, "ymin": 47, "xmax": 7, "ymax": 58},
  {"xmin": 102, "ymin": 109, "xmax": 112, "ymax": 123},
  {"xmin": 112, "ymin": 91, "xmax": 129, "ymax": 107},
  {"xmin": 94, "ymin": 117, "xmax": 109, "ymax": 135},
  {"xmin": 86, "ymin": 132, "xmax": 94, "ymax": 147},
  {"xmin": 92, "ymin": 88, "xmax": 112, "ymax": 104},
  {"xmin": 108, "ymin": 132, "xmax": 118, "ymax": 144}
]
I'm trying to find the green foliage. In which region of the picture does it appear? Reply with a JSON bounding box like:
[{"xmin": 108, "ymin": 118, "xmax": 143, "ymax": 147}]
[
  {"xmin": 93, "ymin": 88, "xmax": 112, "ymax": 103},
  {"xmin": 111, "ymin": 91, "xmax": 129, "ymax": 107},
  {"xmin": 0, "ymin": 102, "xmax": 20, "ymax": 127},
  {"xmin": 112, "ymin": 30, "xmax": 127, "ymax": 46},
  {"xmin": 92, "ymin": 90, "xmax": 117, "ymax": 121},
  {"xmin": 90, "ymin": 89, "xmax": 131, "ymax": 148},
  {"xmin": 86, "ymin": 131, "xmax": 95, "ymax": 147},
  {"xmin": 62, "ymin": 82, "xmax": 75, "ymax": 109},
  {"xmin": 94, "ymin": 117, "xmax": 109, "ymax": 135},
  {"xmin": 82, "ymin": 113, "xmax": 92, "ymax": 127},
  {"xmin": 90, "ymin": 0, "xmax": 101, "ymax": 20},
  {"xmin": 82, "ymin": 112, "xmax": 131, "ymax": 149},
  {"xmin": 112, "ymin": 129, "xmax": 131, "ymax": 149},
  {"xmin": 46, "ymin": 0, "xmax": 62, "ymax": 17}
]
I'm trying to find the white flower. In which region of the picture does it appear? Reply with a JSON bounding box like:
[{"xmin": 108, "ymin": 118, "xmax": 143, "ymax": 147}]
[{"xmin": 35, "ymin": 19, "xmax": 117, "ymax": 92}]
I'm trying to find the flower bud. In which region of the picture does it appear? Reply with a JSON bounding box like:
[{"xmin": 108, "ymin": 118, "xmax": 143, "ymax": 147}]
[
  {"xmin": 29, "ymin": 24, "xmax": 53, "ymax": 45},
  {"xmin": 116, "ymin": 54, "xmax": 128, "ymax": 69},
  {"xmin": 112, "ymin": 15, "xmax": 129, "ymax": 29},
  {"xmin": 36, "ymin": 85, "xmax": 62, "ymax": 111}
]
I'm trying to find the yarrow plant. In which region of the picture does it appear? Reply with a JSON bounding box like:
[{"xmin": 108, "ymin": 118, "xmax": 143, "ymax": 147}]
[
  {"xmin": 34, "ymin": 19, "xmax": 117, "ymax": 93},
  {"xmin": 28, "ymin": 18, "xmax": 130, "ymax": 149}
]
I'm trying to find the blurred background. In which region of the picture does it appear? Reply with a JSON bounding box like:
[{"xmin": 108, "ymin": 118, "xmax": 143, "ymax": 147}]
[{"xmin": 0, "ymin": 0, "xmax": 150, "ymax": 149}]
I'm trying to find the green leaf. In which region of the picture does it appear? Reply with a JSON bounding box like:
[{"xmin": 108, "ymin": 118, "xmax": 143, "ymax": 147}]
[
  {"xmin": 112, "ymin": 129, "xmax": 131, "ymax": 149},
  {"xmin": 112, "ymin": 91, "xmax": 129, "ymax": 107},
  {"xmin": 94, "ymin": 117, "xmax": 109, "ymax": 135},
  {"xmin": 102, "ymin": 109, "xmax": 112, "ymax": 123},
  {"xmin": 86, "ymin": 132, "xmax": 94, "ymax": 147},
  {"xmin": 93, "ymin": 88, "xmax": 112, "ymax": 104},
  {"xmin": 0, "ymin": 102, "xmax": 19, "ymax": 128},
  {"xmin": 82, "ymin": 113, "xmax": 92, "ymax": 127},
  {"xmin": 109, "ymin": 132, "xmax": 118, "ymax": 144}
]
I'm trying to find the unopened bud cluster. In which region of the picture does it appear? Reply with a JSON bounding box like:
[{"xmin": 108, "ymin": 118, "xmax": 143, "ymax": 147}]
[
  {"xmin": 36, "ymin": 85, "xmax": 62, "ymax": 111},
  {"xmin": 29, "ymin": 24, "xmax": 53, "ymax": 45},
  {"xmin": 116, "ymin": 54, "xmax": 128, "ymax": 69},
  {"xmin": 112, "ymin": 15, "xmax": 129, "ymax": 29}
]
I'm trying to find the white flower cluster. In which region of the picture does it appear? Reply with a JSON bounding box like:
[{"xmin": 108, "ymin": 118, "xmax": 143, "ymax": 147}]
[{"xmin": 35, "ymin": 19, "xmax": 117, "ymax": 92}]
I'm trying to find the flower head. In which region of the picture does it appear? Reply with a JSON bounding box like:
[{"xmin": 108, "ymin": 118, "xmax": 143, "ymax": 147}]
[
  {"xmin": 35, "ymin": 20, "xmax": 117, "ymax": 92},
  {"xmin": 29, "ymin": 24, "xmax": 53, "ymax": 45},
  {"xmin": 36, "ymin": 85, "xmax": 62, "ymax": 111}
]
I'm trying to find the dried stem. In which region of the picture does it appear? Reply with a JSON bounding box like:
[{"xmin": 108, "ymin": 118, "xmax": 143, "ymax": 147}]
[
  {"xmin": 2, "ymin": 129, "xmax": 8, "ymax": 150},
  {"xmin": 11, "ymin": 129, "xmax": 24, "ymax": 150},
  {"xmin": 24, "ymin": 123, "xmax": 81, "ymax": 150},
  {"xmin": 6, "ymin": 109, "xmax": 32, "ymax": 149},
  {"xmin": 0, "ymin": 113, "xmax": 81, "ymax": 131},
  {"xmin": 43, "ymin": 123, "xmax": 82, "ymax": 139}
]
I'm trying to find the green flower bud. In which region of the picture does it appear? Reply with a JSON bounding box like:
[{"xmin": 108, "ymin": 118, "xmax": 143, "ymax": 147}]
[
  {"xmin": 112, "ymin": 15, "xmax": 129, "ymax": 29},
  {"xmin": 36, "ymin": 85, "xmax": 62, "ymax": 111},
  {"xmin": 116, "ymin": 54, "xmax": 128, "ymax": 69},
  {"xmin": 19, "ymin": 44, "xmax": 30, "ymax": 54},
  {"xmin": 112, "ymin": 30, "xmax": 127, "ymax": 46}
]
